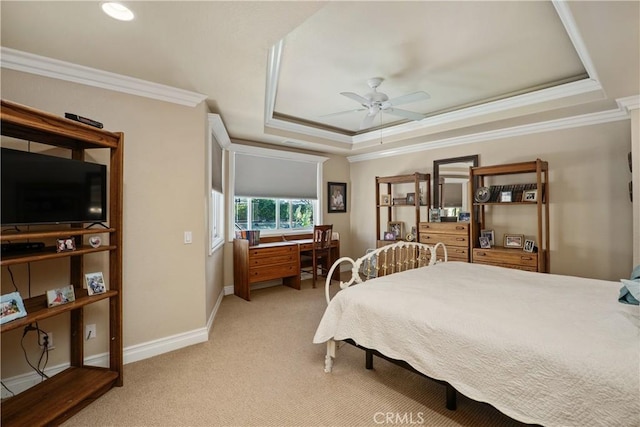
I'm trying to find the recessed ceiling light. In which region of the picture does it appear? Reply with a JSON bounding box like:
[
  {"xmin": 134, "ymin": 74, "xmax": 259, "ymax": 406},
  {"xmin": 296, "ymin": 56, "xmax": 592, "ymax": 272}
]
[{"xmin": 101, "ymin": 2, "xmax": 134, "ymax": 21}]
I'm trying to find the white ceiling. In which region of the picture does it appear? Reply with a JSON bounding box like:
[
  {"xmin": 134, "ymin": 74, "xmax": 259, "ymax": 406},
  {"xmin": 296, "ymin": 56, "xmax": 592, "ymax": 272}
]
[{"xmin": 1, "ymin": 1, "xmax": 638, "ymax": 157}]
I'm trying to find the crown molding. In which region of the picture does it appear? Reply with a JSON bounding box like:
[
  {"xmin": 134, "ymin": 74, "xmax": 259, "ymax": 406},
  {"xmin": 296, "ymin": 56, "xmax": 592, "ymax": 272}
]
[
  {"xmin": 617, "ymin": 95, "xmax": 640, "ymax": 112},
  {"xmin": 1, "ymin": 47, "xmax": 207, "ymax": 107},
  {"xmin": 347, "ymin": 103, "xmax": 632, "ymax": 163}
]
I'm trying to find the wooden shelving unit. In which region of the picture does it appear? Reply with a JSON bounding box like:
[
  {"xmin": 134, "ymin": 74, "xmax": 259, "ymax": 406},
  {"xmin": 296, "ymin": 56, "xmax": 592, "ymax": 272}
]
[
  {"xmin": 469, "ymin": 159, "xmax": 549, "ymax": 272},
  {"xmin": 0, "ymin": 99, "xmax": 124, "ymax": 426},
  {"xmin": 375, "ymin": 172, "xmax": 430, "ymax": 247}
]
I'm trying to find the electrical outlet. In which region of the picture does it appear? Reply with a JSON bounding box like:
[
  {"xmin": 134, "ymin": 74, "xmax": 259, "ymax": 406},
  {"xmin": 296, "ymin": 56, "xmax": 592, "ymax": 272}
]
[
  {"xmin": 39, "ymin": 332, "xmax": 54, "ymax": 350},
  {"xmin": 86, "ymin": 324, "xmax": 96, "ymax": 340}
]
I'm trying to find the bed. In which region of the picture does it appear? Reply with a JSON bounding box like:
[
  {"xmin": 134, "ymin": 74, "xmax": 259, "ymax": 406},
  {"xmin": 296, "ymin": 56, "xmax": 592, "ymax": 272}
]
[{"xmin": 313, "ymin": 241, "xmax": 640, "ymax": 427}]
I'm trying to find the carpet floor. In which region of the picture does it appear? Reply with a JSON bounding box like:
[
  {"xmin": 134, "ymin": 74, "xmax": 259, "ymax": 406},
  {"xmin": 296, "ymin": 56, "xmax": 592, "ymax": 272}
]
[{"xmin": 63, "ymin": 279, "xmax": 529, "ymax": 427}]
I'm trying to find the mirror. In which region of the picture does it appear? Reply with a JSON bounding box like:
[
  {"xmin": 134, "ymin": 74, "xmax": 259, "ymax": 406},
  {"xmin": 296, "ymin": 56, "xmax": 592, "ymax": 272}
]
[{"xmin": 433, "ymin": 155, "xmax": 479, "ymax": 217}]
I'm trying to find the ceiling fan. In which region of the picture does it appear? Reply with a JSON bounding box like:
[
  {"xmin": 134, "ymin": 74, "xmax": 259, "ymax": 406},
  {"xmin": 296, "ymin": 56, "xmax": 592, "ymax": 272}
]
[{"xmin": 324, "ymin": 77, "xmax": 430, "ymax": 130}]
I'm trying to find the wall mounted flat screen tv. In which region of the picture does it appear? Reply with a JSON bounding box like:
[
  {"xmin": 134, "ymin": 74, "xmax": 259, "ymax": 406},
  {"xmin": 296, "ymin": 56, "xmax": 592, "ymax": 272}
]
[{"xmin": 1, "ymin": 148, "xmax": 107, "ymax": 226}]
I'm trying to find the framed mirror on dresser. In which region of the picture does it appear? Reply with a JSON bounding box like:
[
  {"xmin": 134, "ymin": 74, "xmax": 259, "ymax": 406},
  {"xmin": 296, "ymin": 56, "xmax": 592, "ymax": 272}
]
[{"xmin": 420, "ymin": 155, "xmax": 479, "ymax": 262}]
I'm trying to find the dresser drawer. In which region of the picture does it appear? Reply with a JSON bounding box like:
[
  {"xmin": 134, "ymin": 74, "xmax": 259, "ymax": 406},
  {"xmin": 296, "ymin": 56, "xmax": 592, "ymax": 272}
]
[
  {"xmin": 249, "ymin": 253, "xmax": 297, "ymax": 267},
  {"xmin": 442, "ymin": 246, "xmax": 469, "ymax": 261},
  {"xmin": 419, "ymin": 222, "xmax": 469, "ymax": 234},
  {"xmin": 249, "ymin": 244, "xmax": 297, "ymax": 258},
  {"xmin": 472, "ymin": 248, "xmax": 537, "ymax": 268},
  {"xmin": 249, "ymin": 262, "xmax": 298, "ymax": 283},
  {"xmin": 419, "ymin": 233, "xmax": 469, "ymax": 248}
]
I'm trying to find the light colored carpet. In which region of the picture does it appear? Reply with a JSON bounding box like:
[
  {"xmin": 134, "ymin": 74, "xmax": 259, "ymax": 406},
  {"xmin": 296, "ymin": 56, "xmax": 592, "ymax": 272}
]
[{"xmin": 63, "ymin": 279, "xmax": 529, "ymax": 427}]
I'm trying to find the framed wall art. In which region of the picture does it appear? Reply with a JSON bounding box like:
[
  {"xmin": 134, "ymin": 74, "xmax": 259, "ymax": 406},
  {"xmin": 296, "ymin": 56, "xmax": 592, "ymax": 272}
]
[{"xmin": 328, "ymin": 182, "xmax": 347, "ymax": 213}]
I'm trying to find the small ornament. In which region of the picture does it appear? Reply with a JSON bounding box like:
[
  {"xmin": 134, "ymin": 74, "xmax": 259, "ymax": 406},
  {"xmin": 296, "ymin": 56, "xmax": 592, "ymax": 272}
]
[{"xmin": 89, "ymin": 236, "xmax": 102, "ymax": 248}]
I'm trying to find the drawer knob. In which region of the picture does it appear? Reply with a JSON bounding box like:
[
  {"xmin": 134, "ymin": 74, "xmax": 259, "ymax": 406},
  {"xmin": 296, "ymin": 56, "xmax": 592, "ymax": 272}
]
[
  {"xmin": 476, "ymin": 252, "xmax": 486, "ymax": 256},
  {"xmin": 521, "ymin": 256, "xmax": 533, "ymax": 261}
]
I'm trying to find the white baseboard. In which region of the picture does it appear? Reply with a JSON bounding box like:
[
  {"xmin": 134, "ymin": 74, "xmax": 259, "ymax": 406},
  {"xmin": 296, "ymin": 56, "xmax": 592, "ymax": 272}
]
[{"xmin": 1, "ymin": 288, "xmax": 226, "ymax": 398}]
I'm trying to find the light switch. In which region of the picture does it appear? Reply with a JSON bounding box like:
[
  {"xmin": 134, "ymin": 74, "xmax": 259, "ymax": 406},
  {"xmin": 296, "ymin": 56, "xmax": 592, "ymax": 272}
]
[{"xmin": 184, "ymin": 231, "xmax": 193, "ymax": 244}]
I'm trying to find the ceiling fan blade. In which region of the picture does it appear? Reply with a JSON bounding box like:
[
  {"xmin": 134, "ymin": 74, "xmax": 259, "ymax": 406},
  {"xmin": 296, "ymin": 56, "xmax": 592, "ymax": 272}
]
[
  {"xmin": 360, "ymin": 113, "xmax": 376, "ymax": 130},
  {"xmin": 320, "ymin": 108, "xmax": 366, "ymax": 118},
  {"xmin": 386, "ymin": 91, "xmax": 430, "ymax": 107},
  {"xmin": 385, "ymin": 108, "xmax": 425, "ymax": 121},
  {"xmin": 341, "ymin": 92, "xmax": 371, "ymax": 107}
]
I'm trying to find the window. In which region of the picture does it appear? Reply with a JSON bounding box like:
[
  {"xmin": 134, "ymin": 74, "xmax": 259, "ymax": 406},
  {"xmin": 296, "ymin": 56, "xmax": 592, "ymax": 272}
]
[
  {"xmin": 210, "ymin": 189, "xmax": 224, "ymax": 251},
  {"xmin": 234, "ymin": 197, "xmax": 315, "ymax": 231},
  {"xmin": 208, "ymin": 113, "xmax": 228, "ymax": 253},
  {"xmin": 229, "ymin": 144, "xmax": 328, "ymax": 238}
]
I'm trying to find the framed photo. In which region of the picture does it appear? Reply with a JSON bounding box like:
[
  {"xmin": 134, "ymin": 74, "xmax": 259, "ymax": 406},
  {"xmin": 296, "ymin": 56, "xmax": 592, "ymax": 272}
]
[
  {"xmin": 479, "ymin": 236, "xmax": 491, "ymax": 249},
  {"xmin": 380, "ymin": 194, "xmax": 391, "ymax": 206},
  {"xmin": 383, "ymin": 231, "xmax": 396, "ymax": 241},
  {"xmin": 1, "ymin": 292, "xmax": 27, "ymax": 325},
  {"xmin": 480, "ymin": 229, "xmax": 495, "ymax": 246},
  {"xmin": 85, "ymin": 272, "xmax": 106, "ymax": 295},
  {"xmin": 523, "ymin": 189, "xmax": 537, "ymax": 202},
  {"xmin": 46, "ymin": 285, "xmax": 76, "ymax": 308},
  {"xmin": 458, "ymin": 211, "xmax": 470, "ymax": 222},
  {"xmin": 327, "ymin": 182, "xmax": 347, "ymax": 213},
  {"xmin": 504, "ymin": 234, "xmax": 524, "ymax": 248},
  {"xmin": 406, "ymin": 192, "xmax": 416, "ymax": 205},
  {"xmin": 56, "ymin": 237, "xmax": 76, "ymax": 253},
  {"xmin": 523, "ymin": 239, "xmax": 535, "ymax": 253},
  {"xmin": 429, "ymin": 208, "xmax": 440, "ymax": 222},
  {"xmin": 388, "ymin": 221, "xmax": 404, "ymax": 240},
  {"xmin": 500, "ymin": 191, "xmax": 512, "ymax": 202}
]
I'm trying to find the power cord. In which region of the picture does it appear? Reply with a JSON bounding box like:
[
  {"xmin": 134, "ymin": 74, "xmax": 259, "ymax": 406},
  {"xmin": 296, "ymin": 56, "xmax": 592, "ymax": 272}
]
[{"xmin": 21, "ymin": 323, "xmax": 49, "ymax": 381}]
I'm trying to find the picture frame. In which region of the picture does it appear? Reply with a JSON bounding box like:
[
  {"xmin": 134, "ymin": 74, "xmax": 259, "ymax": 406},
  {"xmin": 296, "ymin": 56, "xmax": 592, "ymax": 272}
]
[
  {"xmin": 327, "ymin": 182, "xmax": 347, "ymax": 213},
  {"xmin": 85, "ymin": 272, "xmax": 106, "ymax": 295},
  {"xmin": 458, "ymin": 211, "xmax": 470, "ymax": 222},
  {"xmin": 500, "ymin": 191, "xmax": 512, "ymax": 202},
  {"xmin": 388, "ymin": 221, "xmax": 404, "ymax": 240},
  {"xmin": 523, "ymin": 239, "xmax": 535, "ymax": 253},
  {"xmin": 480, "ymin": 229, "xmax": 495, "ymax": 246},
  {"xmin": 523, "ymin": 189, "xmax": 537, "ymax": 202},
  {"xmin": 479, "ymin": 236, "xmax": 491, "ymax": 249},
  {"xmin": 429, "ymin": 208, "xmax": 441, "ymax": 222},
  {"xmin": 504, "ymin": 234, "xmax": 525, "ymax": 248},
  {"xmin": 46, "ymin": 285, "xmax": 76, "ymax": 308},
  {"xmin": 1, "ymin": 292, "xmax": 27, "ymax": 325},
  {"xmin": 56, "ymin": 237, "xmax": 76, "ymax": 253},
  {"xmin": 406, "ymin": 192, "xmax": 416, "ymax": 205},
  {"xmin": 383, "ymin": 231, "xmax": 396, "ymax": 241},
  {"xmin": 380, "ymin": 194, "xmax": 391, "ymax": 206}
]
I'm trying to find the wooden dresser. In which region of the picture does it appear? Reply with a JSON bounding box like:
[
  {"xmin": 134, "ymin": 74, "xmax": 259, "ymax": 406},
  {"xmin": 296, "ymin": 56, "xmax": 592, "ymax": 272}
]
[
  {"xmin": 233, "ymin": 239, "xmax": 300, "ymax": 301},
  {"xmin": 472, "ymin": 247, "xmax": 541, "ymax": 272},
  {"xmin": 418, "ymin": 222, "xmax": 470, "ymax": 262}
]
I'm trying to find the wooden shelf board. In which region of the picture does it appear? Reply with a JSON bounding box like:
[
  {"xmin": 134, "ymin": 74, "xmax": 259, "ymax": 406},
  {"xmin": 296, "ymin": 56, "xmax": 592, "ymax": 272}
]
[
  {"xmin": 1, "ymin": 228, "xmax": 115, "ymax": 242},
  {"xmin": 1, "ymin": 366, "xmax": 119, "ymax": 427},
  {"xmin": 377, "ymin": 172, "xmax": 430, "ymax": 184},
  {"xmin": 1, "ymin": 290, "xmax": 117, "ymax": 333},
  {"xmin": 0, "ymin": 245, "xmax": 116, "ymax": 267}
]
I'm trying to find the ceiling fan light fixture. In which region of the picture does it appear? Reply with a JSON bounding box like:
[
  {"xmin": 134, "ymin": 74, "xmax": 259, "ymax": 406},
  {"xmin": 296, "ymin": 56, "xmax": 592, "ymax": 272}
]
[{"xmin": 101, "ymin": 2, "xmax": 135, "ymax": 21}]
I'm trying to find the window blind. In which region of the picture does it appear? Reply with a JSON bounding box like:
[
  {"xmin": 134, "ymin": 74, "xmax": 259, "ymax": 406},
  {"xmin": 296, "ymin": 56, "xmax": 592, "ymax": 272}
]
[
  {"xmin": 234, "ymin": 152, "xmax": 319, "ymax": 199},
  {"xmin": 211, "ymin": 135, "xmax": 223, "ymax": 193}
]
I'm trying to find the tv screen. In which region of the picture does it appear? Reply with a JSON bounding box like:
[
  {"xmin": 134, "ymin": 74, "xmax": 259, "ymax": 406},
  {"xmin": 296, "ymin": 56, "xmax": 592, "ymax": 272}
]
[{"xmin": 1, "ymin": 148, "xmax": 107, "ymax": 226}]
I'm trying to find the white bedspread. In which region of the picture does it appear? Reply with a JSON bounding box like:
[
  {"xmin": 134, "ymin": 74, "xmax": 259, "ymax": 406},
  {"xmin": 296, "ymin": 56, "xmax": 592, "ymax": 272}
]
[{"xmin": 313, "ymin": 262, "xmax": 640, "ymax": 427}]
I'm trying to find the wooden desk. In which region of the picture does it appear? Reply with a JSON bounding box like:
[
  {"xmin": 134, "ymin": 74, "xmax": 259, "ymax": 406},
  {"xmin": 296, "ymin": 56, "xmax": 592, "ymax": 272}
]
[{"xmin": 233, "ymin": 238, "xmax": 340, "ymax": 301}]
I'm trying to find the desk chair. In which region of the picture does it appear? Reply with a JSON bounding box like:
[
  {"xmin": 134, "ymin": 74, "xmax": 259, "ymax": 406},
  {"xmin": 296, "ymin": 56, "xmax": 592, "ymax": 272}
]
[{"xmin": 302, "ymin": 224, "xmax": 333, "ymax": 287}]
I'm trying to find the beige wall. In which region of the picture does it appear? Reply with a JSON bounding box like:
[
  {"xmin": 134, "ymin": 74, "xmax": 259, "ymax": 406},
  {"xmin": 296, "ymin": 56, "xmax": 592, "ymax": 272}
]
[
  {"xmin": 1, "ymin": 69, "xmax": 223, "ymax": 377},
  {"xmin": 349, "ymin": 120, "xmax": 634, "ymax": 281}
]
